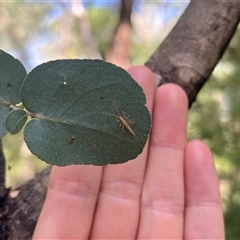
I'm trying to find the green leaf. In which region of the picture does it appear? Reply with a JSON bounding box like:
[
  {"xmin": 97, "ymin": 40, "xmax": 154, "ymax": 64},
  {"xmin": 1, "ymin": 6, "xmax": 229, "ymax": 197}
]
[
  {"xmin": 21, "ymin": 59, "xmax": 151, "ymax": 166},
  {"xmin": 0, "ymin": 50, "xmax": 27, "ymax": 137},
  {"xmin": 0, "ymin": 104, "xmax": 10, "ymax": 137},
  {"xmin": 5, "ymin": 109, "xmax": 27, "ymax": 135}
]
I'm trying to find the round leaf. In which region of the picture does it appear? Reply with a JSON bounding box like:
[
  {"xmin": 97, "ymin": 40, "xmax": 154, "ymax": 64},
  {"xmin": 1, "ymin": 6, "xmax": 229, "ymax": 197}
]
[
  {"xmin": 0, "ymin": 103, "xmax": 10, "ymax": 137},
  {"xmin": 21, "ymin": 59, "xmax": 151, "ymax": 166},
  {"xmin": 0, "ymin": 50, "xmax": 27, "ymax": 137},
  {"xmin": 5, "ymin": 109, "xmax": 27, "ymax": 135},
  {"xmin": 0, "ymin": 50, "xmax": 27, "ymax": 104}
]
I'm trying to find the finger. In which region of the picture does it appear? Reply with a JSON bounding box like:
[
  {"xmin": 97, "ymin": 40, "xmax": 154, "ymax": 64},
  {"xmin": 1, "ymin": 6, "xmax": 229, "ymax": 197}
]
[
  {"xmin": 184, "ymin": 140, "xmax": 224, "ymax": 239},
  {"xmin": 33, "ymin": 165, "xmax": 102, "ymax": 239},
  {"xmin": 138, "ymin": 84, "xmax": 188, "ymax": 239},
  {"xmin": 90, "ymin": 66, "xmax": 155, "ymax": 239}
]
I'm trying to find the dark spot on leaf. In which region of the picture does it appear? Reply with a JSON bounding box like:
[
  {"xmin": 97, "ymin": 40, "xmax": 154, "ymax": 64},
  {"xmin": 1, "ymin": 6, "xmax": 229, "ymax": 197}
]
[
  {"xmin": 68, "ymin": 136, "xmax": 75, "ymax": 145},
  {"xmin": 6, "ymin": 83, "xmax": 11, "ymax": 88},
  {"xmin": 100, "ymin": 95, "xmax": 104, "ymax": 100}
]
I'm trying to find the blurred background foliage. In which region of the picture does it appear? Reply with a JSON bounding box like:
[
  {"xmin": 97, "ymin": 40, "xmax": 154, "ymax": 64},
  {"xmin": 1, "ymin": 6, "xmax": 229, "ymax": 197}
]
[
  {"xmin": 0, "ymin": 1, "xmax": 239, "ymax": 239},
  {"xmin": 188, "ymin": 29, "xmax": 240, "ymax": 238}
]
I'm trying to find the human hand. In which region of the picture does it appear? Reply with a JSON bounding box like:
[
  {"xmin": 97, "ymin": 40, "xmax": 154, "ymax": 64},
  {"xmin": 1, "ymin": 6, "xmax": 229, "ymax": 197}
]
[{"xmin": 33, "ymin": 66, "xmax": 224, "ymax": 239}]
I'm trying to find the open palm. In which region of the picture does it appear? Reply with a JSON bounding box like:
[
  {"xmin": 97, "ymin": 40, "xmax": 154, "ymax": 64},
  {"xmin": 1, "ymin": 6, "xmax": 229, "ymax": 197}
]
[{"xmin": 33, "ymin": 66, "xmax": 224, "ymax": 239}]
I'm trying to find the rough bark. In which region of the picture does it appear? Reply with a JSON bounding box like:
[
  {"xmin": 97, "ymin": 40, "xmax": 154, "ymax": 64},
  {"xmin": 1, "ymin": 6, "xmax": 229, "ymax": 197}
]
[
  {"xmin": 145, "ymin": 0, "xmax": 240, "ymax": 107},
  {"xmin": 1, "ymin": 1, "xmax": 240, "ymax": 239},
  {"xmin": 0, "ymin": 140, "xmax": 9, "ymax": 240},
  {"xmin": 0, "ymin": 141, "xmax": 6, "ymax": 199},
  {"xmin": 0, "ymin": 167, "xmax": 51, "ymax": 240}
]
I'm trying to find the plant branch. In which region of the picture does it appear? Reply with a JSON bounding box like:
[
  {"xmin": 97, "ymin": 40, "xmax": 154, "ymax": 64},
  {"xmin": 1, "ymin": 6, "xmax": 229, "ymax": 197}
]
[
  {"xmin": 145, "ymin": 0, "xmax": 240, "ymax": 107},
  {"xmin": 5, "ymin": 167, "xmax": 51, "ymax": 240},
  {"xmin": 0, "ymin": 140, "xmax": 7, "ymax": 198},
  {"xmin": 8, "ymin": 104, "xmax": 35, "ymax": 118},
  {"xmin": 0, "ymin": 138, "xmax": 9, "ymax": 240},
  {"xmin": 105, "ymin": 0, "xmax": 133, "ymax": 68}
]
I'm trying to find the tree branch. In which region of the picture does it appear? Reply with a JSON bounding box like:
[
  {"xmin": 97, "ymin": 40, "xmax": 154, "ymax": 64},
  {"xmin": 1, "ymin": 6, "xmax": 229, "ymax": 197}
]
[
  {"xmin": 0, "ymin": 140, "xmax": 6, "ymax": 199},
  {"xmin": 105, "ymin": 0, "xmax": 133, "ymax": 68},
  {"xmin": 0, "ymin": 140, "xmax": 9, "ymax": 240},
  {"xmin": 145, "ymin": 0, "xmax": 240, "ymax": 106},
  {"xmin": 3, "ymin": 167, "xmax": 51, "ymax": 240}
]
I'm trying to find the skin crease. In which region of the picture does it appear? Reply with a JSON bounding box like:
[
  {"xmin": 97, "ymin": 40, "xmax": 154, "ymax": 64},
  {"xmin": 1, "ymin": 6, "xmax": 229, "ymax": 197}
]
[{"xmin": 33, "ymin": 66, "xmax": 225, "ymax": 240}]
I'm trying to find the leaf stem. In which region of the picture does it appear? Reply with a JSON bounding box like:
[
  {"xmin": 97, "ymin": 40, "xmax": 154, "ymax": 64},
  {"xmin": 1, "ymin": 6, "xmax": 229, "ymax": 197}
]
[
  {"xmin": 9, "ymin": 104, "xmax": 35, "ymax": 118},
  {"xmin": 8, "ymin": 104, "xmax": 18, "ymax": 110}
]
